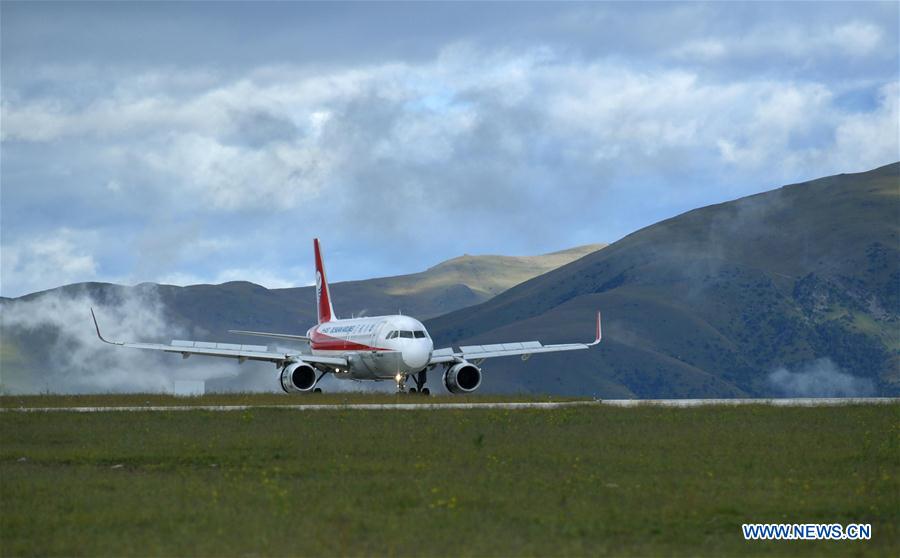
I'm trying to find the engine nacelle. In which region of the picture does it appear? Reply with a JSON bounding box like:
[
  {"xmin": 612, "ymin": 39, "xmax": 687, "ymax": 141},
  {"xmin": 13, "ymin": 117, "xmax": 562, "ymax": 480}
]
[
  {"xmin": 280, "ymin": 361, "xmax": 318, "ymax": 393},
  {"xmin": 443, "ymin": 362, "xmax": 482, "ymax": 394}
]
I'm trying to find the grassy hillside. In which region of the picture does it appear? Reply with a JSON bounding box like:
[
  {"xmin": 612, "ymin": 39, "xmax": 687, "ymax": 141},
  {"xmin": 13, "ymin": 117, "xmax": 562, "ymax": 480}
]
[
  {"xmin": 2, "ymin": 404, "xmax": 897, "ymax": 556},
  {"xmin": 426, "ymin": 163, "xmax": 900, "ymax": 398},
  {"xmin": 390, "ymin": 245, "xmax": 609, "ymax": 298}
]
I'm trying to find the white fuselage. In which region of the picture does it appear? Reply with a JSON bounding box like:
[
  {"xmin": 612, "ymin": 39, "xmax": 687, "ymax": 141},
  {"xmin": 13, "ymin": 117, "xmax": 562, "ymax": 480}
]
[{"xmin": 307, "ymin": 314, "xmax": 433, "ymax": 380}]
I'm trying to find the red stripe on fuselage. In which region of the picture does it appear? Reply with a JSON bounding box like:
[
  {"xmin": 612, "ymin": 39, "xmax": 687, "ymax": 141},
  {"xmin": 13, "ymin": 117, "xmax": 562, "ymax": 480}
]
[{"xmin": 309, "ymin": 329, "xmax": 389, "ymax": 352}]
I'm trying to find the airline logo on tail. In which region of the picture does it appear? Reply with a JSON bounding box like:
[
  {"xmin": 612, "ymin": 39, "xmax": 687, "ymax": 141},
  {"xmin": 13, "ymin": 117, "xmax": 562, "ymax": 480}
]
[
  {"xmin": 315, "ymin": 271, "xmax": 323, "ymax": 308},
  {"xmin": 314, "ymin": 238, "xmax": 335, "ymax": 324}
]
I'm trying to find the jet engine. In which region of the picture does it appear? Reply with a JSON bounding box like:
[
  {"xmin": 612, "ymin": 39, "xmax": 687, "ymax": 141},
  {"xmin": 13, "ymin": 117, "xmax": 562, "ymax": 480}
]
[
  {"xmin": 280, "ymin": 361, "xmax": 318, "ymax": 393},
  {"xmin": 443, "ymin": 361, "xmax": 482, "ymax": 394}
]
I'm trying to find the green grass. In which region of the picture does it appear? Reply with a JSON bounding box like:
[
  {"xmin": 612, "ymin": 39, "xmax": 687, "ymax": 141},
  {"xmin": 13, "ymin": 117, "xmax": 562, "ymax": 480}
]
[{"xmin": 2, "ymin": 404, "xmax": 898, "ymax": 556}]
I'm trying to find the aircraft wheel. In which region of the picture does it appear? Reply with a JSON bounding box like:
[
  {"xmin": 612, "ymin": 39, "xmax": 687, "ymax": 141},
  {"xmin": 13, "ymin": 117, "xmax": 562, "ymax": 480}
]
[
  {"xmin": 409, "ymin": 388, "xmax": 417, "ymax": 394},
  {"xmin": 313, "ymin": 388, "xmax": 322, "ymax": 393}
]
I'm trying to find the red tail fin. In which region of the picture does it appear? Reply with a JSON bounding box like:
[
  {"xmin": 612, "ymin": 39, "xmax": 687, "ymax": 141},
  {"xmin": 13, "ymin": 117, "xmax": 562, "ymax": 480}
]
[{"xmin": 314, "ymin": 238, "xmax": 336, "ymax": 324}]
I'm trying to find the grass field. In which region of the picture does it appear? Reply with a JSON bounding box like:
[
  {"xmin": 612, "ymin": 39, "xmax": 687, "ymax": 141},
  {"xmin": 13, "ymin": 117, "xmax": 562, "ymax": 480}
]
[{"xmin": 1, "ymin": 400, "xmax": 897, "ymax": 556}]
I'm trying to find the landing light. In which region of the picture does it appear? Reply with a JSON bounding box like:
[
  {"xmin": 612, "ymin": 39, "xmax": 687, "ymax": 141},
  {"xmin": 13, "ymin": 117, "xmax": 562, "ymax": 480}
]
[{"xmin": 395, "ymin": 373, "xmax": 402, "ymax": 383}]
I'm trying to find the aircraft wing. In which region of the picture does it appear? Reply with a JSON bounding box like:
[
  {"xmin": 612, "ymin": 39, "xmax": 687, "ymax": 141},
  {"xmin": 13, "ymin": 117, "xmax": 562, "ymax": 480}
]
[
  {"xmin": 91, "ymin": 309, "xmax": 346, "ymax": 368},
  {"xmin": 228, "ymin": 330, "xmax": 311, "ymax": 342},
  {"xmin": 428, "ymin": 311, "xmax": 601, "ymax": 365}
]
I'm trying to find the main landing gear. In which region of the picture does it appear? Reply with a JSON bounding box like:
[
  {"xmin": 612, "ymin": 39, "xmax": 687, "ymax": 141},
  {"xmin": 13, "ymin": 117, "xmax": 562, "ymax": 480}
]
[
  {"xmin": 312, "ymin": 370, "xmax": 328, "ymax": 393},
  {"xmin": 408, "ymin": 369, "xmax": 430, "ymax": 396},
  {"xmin": 395, "ymin": 369, "xmax": 431, "ymax": 395}
]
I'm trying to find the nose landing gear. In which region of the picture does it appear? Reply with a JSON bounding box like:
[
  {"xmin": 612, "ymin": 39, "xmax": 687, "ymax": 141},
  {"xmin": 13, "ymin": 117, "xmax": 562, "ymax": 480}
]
[{"xmin": 394, "ymin": 373, "xmax": 407, "ymax": 393}]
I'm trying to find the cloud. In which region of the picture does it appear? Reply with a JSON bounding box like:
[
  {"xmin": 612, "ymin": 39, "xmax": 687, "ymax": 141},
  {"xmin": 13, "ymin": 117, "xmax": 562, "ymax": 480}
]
[
  {"xmin": 7, "ymin": 45, "xmax": 893, "ymax": 182},
  {"xmin": 139, "ymin": 132, "xmax": 330, "ymax": 211},
  {"xmin": 670, "ymin": 39, "xmax": 728, "ymax": 62},
  {"xmin": 832, "ymin": 81, "xmax": 900, "ymax": 171},
  {"xmin": 767, "ymin": 358, "xmax": 876, "ymax": 397},
  {"xmin": 157, "ymin": 267, "xmax": 309, "ymax": 289},
  {"xmin": 1, "ymin": 229, "xmax": 99, "ymax": 296},
  {"xmin": 669, "ymin": 20, "xmax": 886, "ymax": 63},
  {"xmin": 1, "ymin": 3, "xmax": 897, "ymax": 298},
  {"xmin": 830, "ymin": 21, "xmax": 883, "ymax": 56}
]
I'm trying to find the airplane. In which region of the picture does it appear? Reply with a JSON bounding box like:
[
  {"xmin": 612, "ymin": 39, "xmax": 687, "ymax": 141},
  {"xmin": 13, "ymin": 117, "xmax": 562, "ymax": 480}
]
[{"xmin": 91, "ymin": 238, "xmax": 601, "ymax": 394}]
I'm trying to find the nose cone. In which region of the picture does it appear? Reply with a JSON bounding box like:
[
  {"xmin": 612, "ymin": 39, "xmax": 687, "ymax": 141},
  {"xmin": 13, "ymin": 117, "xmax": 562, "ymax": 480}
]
[{"xmin": 402, "ymin": 339, "xmax": 433, "ymax": 371}]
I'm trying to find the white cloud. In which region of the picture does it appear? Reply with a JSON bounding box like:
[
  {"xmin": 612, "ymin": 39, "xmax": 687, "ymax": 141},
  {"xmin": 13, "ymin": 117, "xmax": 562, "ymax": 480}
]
[
  {"xmin": 767, "ymin": 358, "xmax": 876, "ymax": 397},
  {"xmin": 1, "ymin": 33, "xmax": 897, "ymax": 296},
  {"xmin": 212, "ymin": 267, "xmax": 307, "ymax": 289},
  {"xmin": 158, "ymin": 267, "xmax": 308, "ymax": 289},
  {"xmin": 831, "ymin": 81, "xmax": 900, "ymax": 171},
  {"xmin": 668, "ymin": 20, "xmax": 885, "ymax": 63},
  {"xmin": 715, "ymin": 82, "xmax": 834, "ymax": 169},
  {"xmin": 1, "ymin": 229, "xmax": 99, "ymax": 296},
  {"xmin": 3, "ymin": 46, "xmax": 896, "ymax": 193},
  {"xmin": 671, "ymin": 39, "xmax": 727, "ymax": 61},
  {"xmin": 831, "ymin": 21, "xmax": 883, "ymax": 56},
  {"xmin": 138, "ymin": 132, "xmax": 330, "ymax": 210},
  {"xmin": 155, "ymin": 271, "xmax": 207, "ymax": 287}
]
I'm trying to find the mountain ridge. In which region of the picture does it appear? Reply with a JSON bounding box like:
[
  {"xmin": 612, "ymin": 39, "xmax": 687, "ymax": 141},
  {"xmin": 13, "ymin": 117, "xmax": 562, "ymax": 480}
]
[{"xmin": 425, "ymin": 162, "xmax": 899, "ymax": 397}]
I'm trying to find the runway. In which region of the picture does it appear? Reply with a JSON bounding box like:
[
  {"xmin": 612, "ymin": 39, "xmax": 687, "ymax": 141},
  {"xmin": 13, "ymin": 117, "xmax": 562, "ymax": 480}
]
[
  {"xmin": 599, "ymin": 397, "xmax": 900, "ymax": 407},
  {"xmin": 1, "ymin": 401, "xmax": 599, "ymax": 413},
  {"xmin": 2, "ymin": 397, "xmax": 897, "ymax": 412}
]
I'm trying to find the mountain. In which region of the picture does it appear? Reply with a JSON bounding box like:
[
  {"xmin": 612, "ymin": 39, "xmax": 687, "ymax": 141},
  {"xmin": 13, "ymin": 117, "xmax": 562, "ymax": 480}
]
[
  {"xmin": 426, "ymin": 163, "xmax": 900, "ymax": 398},
  {"xmin": 8, "ymin": 243, "xmax": 605, "ymax": 331},
  {"xmin": 0, "ymin": 244, "xmax": 604, "ymax": 393}
]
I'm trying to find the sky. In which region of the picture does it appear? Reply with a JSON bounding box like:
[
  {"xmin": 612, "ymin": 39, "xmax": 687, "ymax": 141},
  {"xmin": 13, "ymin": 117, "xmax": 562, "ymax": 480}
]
[{"xmin": 2, "ymin": 1, "xmax": 898, "ymax": 298}]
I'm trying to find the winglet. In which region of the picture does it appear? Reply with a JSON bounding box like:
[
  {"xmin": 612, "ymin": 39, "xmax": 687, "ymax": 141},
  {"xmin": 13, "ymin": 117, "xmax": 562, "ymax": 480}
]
[
  {"xmin": 587, "ymin": 311, "xmax": 602, "ymax": 346},
  {"xmin": 90, "ymin": 307, "xmax": 122, "ymax": 345}
]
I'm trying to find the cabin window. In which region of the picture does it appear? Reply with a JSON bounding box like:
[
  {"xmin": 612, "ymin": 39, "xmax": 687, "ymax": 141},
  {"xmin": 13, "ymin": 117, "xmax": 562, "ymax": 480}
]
[{"xmin": 414, "ymin": 330, "xmax": 427, "ymax": 338}]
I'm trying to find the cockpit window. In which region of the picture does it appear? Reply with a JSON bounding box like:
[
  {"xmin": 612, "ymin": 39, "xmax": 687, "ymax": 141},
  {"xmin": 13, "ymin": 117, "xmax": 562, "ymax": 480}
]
[{"xmin": 387, "ymin": 330, "xmax": 426, "ymax": 339}]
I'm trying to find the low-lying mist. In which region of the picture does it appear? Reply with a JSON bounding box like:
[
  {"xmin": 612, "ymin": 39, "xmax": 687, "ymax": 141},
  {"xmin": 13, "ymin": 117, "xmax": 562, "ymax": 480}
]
[
  {"xmin": 0, "ymin": 286, "xmax": 276, "ymax": 394},
  {"xmin": 767, "ymin": 358, "xmax": 876, "ymax": 397}
]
